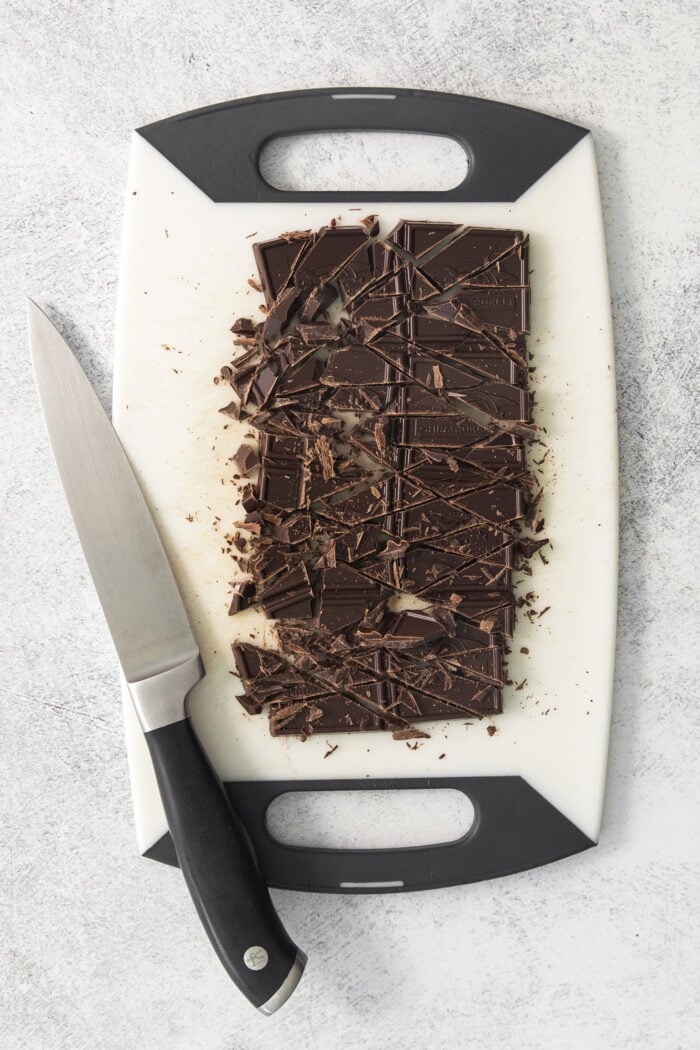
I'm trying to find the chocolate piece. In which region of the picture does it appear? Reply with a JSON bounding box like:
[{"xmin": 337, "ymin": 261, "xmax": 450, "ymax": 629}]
[
  {"xmin": 258, "ymin": 434, "xmax": 308, "ymax": 510},
  {"xmin": 378, "ymin": 609, "xmax": 446, "ymax": 648},
  {"xmin": 403, "ymin": 548, "xmax": 471, "ymax": 589},
  {"xmin": 321, "ymin": 344, "xmax": 399, "ymax": 386},
  {"xmin": 253, "ymin": 235, "xmax": 311, "ymax": 305},
  {"xmin": 405, "ymin": 459, "xmax": 490, "ymax": 499},
  {"xmin": 248, "ymin": 545, "xmax": 299, "ymax": 585},
  {"xmin": 335, "ymin": 245, "xmax": 375, "ymax": 303},
  {"xmin": 388, "ymin": 219, "xmax": 460, "ymax": 258},
  {"xmin": 231, "ymin": 643, "xmax": 287, "ymax": 683},
  {"xmin": 228, "ymin": 581, "xmax": 256, "ymax": 615},
  {"xmin": 269, "ymin": 513, "xmax": 311, "ymax": 546},
  {"xmin": 428, "ymin": 522, "xmax": 512, "ymax": 558},
  {"xmin": 318, "ymin": 565, "xmax": 381, "ymax": 632},
  {"xmin": 231, "ymin": 317, "xmax": 257, "ymax": 335},
  {"xmin": 292, "ymin": 226, "xmax": 368, "ymax": 290},
  {"xmin": 450, "ymin": 286, "xmax": 529, "ymax": 334},
  {"xmin": 448, "ymin": 381, "xmax": 530, "ymax": 421},
  {"xmin": 260, "ymin": 563, "xmax": 314, "ymax": 620},
  {"xmin": 420, "ymin": 228, "xmax": 524, "ymax": 288},
  {"xmin": 456, "ymin": 485, "xmax": 525, "ymax": 524},
  {"xmin": 390, "ymin": 499, "xmax": 468, "ymax": 542},
  {"xmin": 233, "ymin": 444, "xmax": 259, "ymax": 474},
  {"xmin": 295, "ymin": 322, "xmax": 340, "ymax": 346},
  {"xmin": 275, "ymin": 354, "xmax": 321, "ymax": 396},
  {"xmin": 298, "ymin": 284, "xmax": 337, "ymax": 322},
  {"xmin": 269, "ymin": 694, "xmax": 381, "ymax": 735},
  {"xmin": 317, "ymin": 476, "xmax": 431, "ymax": 528}
]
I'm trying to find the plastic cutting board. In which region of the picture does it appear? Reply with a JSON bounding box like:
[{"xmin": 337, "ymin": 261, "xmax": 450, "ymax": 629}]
[{"xmin": 114, "ymin": 89, "xmax": 617, "ymax": 892}]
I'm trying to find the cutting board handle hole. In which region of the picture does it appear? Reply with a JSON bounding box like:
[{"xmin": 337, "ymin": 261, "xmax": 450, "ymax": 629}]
[
  {"xmin": 258, "ymin": 132, "xmax": 469, "ymax": 193},
  {"xmin": 265, "ymin": 788, "xmax": 474, "ymax": 850}
]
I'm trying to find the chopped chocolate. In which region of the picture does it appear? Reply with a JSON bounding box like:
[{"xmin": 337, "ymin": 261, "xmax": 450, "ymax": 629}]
[
  {"xmin": 233, "ymin": 444, "xmax": 259, "ymax": 475},
  {"xmin": 228, "ymin": 581, "xmax": 256, "ymax": 615},
  {"xmin": 318, "ymin": 565, "xmax": 381, "ymax": 632},
  {"xmin": 231, "ymin": 317, "xmax": 256, "ymax": 335},
  {"xmin": 220, "ymin": 219, "xmax": 545, "ymax": 738},
  {"xmin": 260, "ymin": 563, "xmax": 314, "ymax": 620},
  {"xmin": 272, "ymin": 512, "xmax": 312, "ymax": 545},
  {"xmin": 377, "ymin": 609, "xmax": 446, "ymax": 648},
  {"xmin": 420, "ymin": 228, "xmax": 525, "ymax": 288},
  {"xmin": 253, "ymin": 235, "xmax": 311, "ymax": 305},
  {"xmin": 231, "ymin": 643, "xmax": 287, "ymax": 683}
]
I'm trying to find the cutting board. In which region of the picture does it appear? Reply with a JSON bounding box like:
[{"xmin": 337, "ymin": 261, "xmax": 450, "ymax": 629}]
[{"xmin": 114, "ymin": 89, "xmax": 617, "ymax": 892}]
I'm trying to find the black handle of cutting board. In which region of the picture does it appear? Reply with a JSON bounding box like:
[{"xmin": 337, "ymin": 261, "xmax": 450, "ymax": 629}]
[
  {"xmin": 145, "ymin": 718, "xmax": 304, "ymax": 1011},
  {"xmin": 145, "ymin": 777, "xmax": 595, "ymax": 893},
  {"xmin": 138, "ymin": 87, "xmax": 587, "ymax": 203}
]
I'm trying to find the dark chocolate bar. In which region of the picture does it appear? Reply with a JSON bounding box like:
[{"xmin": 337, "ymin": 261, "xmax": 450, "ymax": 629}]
[{"xmin": 220, "ymin": 219, "xmax": 544, "ymax": 739}]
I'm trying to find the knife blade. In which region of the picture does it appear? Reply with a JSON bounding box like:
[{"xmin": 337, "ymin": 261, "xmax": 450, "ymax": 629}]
[{"xmin": 28, "ymin": 299, "xmax": 305, "ymax": 1014}]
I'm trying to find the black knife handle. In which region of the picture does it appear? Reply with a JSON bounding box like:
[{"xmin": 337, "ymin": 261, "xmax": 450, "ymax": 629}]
[{"xmin": 144, "ymin": 717, "xmax": 304, "ymax": 1012}]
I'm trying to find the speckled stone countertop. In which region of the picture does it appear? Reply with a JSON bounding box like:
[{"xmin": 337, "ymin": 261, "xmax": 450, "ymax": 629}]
[{"xmin": 1, "ymin": 2, "xmax": 698, "ymax": 1048}]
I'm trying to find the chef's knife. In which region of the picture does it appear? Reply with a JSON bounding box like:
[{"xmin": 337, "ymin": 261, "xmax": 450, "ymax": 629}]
[{"xmin": 28, "ymin": 299, "xmax": 305, "ymax": 1014}]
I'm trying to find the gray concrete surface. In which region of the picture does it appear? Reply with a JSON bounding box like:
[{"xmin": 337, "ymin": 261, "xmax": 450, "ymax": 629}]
[{"xmin": 1, "ymin": 1, "xmax": 698, "ymax": 1047}]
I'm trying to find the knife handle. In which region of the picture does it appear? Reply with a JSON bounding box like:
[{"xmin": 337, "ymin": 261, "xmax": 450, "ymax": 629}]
[{"xmin": 144, "ymin": 716, "xmax": 305, "ymax": 1013}]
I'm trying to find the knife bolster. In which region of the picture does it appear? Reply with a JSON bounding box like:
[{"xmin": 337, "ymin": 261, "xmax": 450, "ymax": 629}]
[{"xmin": 128, "ymin": 653, "xmax": 204, "ymax": 731}]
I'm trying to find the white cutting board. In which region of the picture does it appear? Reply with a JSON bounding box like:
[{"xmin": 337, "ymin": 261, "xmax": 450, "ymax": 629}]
[{"xmin": 114, "ymin": 91, "xmax": 617, "ymax": 866}]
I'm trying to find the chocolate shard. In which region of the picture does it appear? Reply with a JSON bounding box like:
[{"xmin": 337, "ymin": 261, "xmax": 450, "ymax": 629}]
[
  {"xmin": 258, "ymin": 434, "xmax": 308, "ymax": 510},
  {"xmin": 253, "ymin": 235, "xmax": 312, "ymax": 305},
  {"xmin": 383, "ymin": 385, "xmax": 459, "ymax": 417},
  {"xmin": 228, "ymin": 581, "xmax": 256, "ymax": 615},
  {"xmin": 233, "ymin": 444, "xmax": 259, "ymax": 475},
  {"xmin": 449, "ymin": 285, "xmax": 529, "ymax": 335},
  {"xmin": 455, "ymin": 485, "xmax": 526, "ymax": 524},
  {"xmin": 420, "ymin": 228, "xmax": 524, "ymax": 288},
  {"xmin": 293, "ymin": 227, "xmax": 369, "ymax": 289},
  {"xmin": 231, "ymin": 643, "xmax": 287, "ymax": 683},
  {"xmin": 335, "ymin": 245, "xmax": 375, "ymax": 304},
  {"xmin": 388, "ymin": 499, "xmax": 467, "ymax": 542},
  {"xmin": 295, "ymin": 322, "xmax": 340, "ymax": 346},
  {"xmin": 428, "ymin": 522, "xmax": 512, "ymax": 558},
  {"xmin": 448, "ymin": 381, "xmax": 530, "ymax": 421},
  {"xmin": 235, "ymin": 692, "xmax": 264, "ymax": 716},
  {"xmin": 231, "ymin": 317, "xmax": 257, "ymax": 335},
  {"xmin": 320, "ymin": 344, "xmax": 399, "ymax": 386},
  {"xmin": 378, "ymin": 609, "xmax": 447, "ymax": 649},
  {"xmin": 387, "ymin": 219, "xmax": 461, "ymax": 258},
  {"xmin": 261, "ymin": 287, "xmax": 300, "ymax": 343},
  {"xmin": 248, "ymin": 545, "xmax": 299, "ymax": 585},
  {"xmin": 259, "ymin": 562, "xmax": 314, "ymax": 620},
  {"xmin": 405, "ymin": 459, "xmax": 490, "ymax": 500},
  {"xmin": 318, "ymin": 565, "xmax": 381, "ymax": 632},
  {"xmin": 274, "ymin": 354, "xmax": 322, "ymax": 396},
  {"xmin": 403, "ymin": 548, "xmax": 471, "ymax": 589},
  {"xmin": 272, "ymin": 512, "xmax": 312, "ymax": 545},
  {"xmin": 269, "ymin": 694, "xmax": 381, "ymax": 736},
  {"xmin": 298, "ymin": 284, "xmax": 338, "ymax": 323},
  {"xmin": 316, "ymin": 477, "xmax": 430, "ymax": 529}
]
